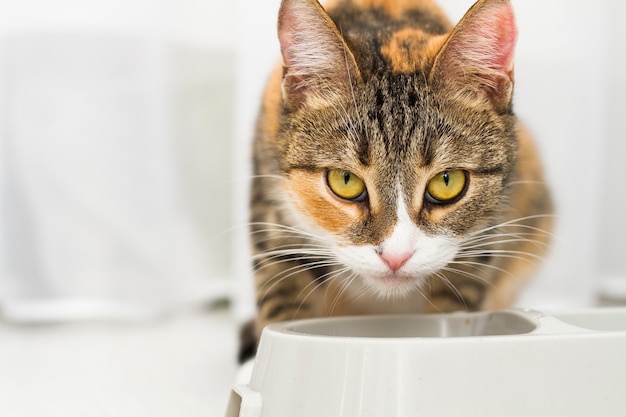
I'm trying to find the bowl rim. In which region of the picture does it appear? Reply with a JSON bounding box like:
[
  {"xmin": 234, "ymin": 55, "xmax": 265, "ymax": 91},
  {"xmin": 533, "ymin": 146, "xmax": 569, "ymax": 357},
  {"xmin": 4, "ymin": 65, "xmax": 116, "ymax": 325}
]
[{"xmin": 262, "ymin": 309, "xmax": 543, "ymax": 343}]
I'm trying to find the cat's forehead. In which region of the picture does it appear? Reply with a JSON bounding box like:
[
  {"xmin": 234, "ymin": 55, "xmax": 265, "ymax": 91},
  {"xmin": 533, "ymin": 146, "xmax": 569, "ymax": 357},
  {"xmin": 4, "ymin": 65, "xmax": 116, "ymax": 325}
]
[{"xmin": 355, "ymin": 75, "xmax": 451, "ymax": 167}]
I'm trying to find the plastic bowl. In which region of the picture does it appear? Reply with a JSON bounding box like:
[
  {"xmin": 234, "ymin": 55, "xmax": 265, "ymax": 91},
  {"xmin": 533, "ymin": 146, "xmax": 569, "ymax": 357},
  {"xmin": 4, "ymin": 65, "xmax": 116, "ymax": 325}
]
[{"xmin": 226, "ymin": 308, "xmax": 626, "ymax": 417}]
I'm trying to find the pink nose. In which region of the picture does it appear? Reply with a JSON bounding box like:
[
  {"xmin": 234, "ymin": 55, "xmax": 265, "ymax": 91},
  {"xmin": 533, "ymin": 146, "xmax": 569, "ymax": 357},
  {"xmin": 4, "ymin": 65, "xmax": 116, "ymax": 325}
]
[{"xmin": 380, "ymin": 251, "xmax": 414, "ymax": 272}]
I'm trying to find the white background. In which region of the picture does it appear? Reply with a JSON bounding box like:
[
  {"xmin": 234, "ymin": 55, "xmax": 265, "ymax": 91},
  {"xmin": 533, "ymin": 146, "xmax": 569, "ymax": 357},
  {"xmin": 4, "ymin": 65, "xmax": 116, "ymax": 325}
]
[{"xmin": 0, "ymin": 0, "xmax": 624, "ymax": 318}]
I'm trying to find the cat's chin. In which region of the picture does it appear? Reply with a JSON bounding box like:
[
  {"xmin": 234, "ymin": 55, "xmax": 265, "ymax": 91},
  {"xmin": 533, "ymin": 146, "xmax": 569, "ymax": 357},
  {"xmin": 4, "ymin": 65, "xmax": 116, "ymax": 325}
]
[{"xmin": 356, "ymin": 271, "xmax": 427, "ymax": 300}]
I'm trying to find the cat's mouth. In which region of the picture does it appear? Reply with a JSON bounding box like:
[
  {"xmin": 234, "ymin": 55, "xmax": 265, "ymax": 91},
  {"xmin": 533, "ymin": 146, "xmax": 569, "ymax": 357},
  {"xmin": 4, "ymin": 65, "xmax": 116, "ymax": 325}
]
[
  {"xmin": 379, "ymin": 271, "xmax": 416, "ymax": 286},
  {"xmin": 362, "ymin": 271, "xmax": 424, "ymax": 299}
]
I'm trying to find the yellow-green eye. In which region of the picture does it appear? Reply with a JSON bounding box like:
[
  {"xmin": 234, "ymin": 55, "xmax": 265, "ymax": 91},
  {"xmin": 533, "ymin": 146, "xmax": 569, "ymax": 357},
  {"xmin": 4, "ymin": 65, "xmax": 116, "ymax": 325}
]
[
  {"xmin": 326, "ymin": 169, "xmax": 367, "ymax": 201},
  {"xmin": 426, "ymin": 170, "xmax": 468, "ymax": 203}
]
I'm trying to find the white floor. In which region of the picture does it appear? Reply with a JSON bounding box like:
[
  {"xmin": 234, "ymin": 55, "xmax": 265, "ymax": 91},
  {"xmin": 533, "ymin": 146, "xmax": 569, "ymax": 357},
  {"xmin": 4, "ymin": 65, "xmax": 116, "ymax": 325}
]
[{"xmin": 0, "ymin": 308, "xmax": 240, "ymax": 417}]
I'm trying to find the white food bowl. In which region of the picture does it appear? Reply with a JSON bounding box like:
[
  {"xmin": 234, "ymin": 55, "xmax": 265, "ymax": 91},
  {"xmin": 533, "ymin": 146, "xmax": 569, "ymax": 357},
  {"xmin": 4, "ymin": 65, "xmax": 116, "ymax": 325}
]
[{"xmin": 226, "ymin": 308, "xmax": 626, "ymax": 417}]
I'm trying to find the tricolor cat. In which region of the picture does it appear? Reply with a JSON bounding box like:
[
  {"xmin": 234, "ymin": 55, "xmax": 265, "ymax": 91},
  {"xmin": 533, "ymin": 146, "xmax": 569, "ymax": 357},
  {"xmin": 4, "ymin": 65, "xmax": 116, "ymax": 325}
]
[{"xmin": 241, "ymin": 0, "xmax": 553, "ymax": 361}]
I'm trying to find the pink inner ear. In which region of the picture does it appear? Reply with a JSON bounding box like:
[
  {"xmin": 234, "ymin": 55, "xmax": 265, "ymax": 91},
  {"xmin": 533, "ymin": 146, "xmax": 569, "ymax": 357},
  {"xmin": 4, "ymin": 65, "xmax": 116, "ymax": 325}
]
[
  {"xmin": 431, "ymin": 0, "xmax": 518, "ymax": 109},
  {"xmin": 471, "ymin": 2, "xmax": 517, "ymax": 75},
  {"xmin": 278, "ymin": 0, "xmax": 343, "ymax": 79},
  {"xmin": 432, "ymin": 0, "xmax": 517, "ymax": 109},
  {"xmin": 441, "ymin": 1, "xmax": 518, "ymax": 78},
  {"xmin": 277, "ymin": 0, "xmax": 361, "ymax": 108},
  {"xmin": 489, "ymin": 5, "xmax": 517, "ymax": 75},
  {"xmin": 277, "ymin": 8, "xmax": 300, "ymax": 69}
]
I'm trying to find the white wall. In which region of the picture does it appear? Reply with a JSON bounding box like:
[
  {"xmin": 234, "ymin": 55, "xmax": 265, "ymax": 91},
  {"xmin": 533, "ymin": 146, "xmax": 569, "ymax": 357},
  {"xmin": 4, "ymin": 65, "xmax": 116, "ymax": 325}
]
[
  {"xmin": 598, "ymin": 1, "xmax": 626, "ymax": 298},
  {"xmin": 0, "ymin": 0, "xmax": 236, "ymax": 49},
  {"xmin": 0, "ymin": 0, "xmax": 238, "ymax": 320}
]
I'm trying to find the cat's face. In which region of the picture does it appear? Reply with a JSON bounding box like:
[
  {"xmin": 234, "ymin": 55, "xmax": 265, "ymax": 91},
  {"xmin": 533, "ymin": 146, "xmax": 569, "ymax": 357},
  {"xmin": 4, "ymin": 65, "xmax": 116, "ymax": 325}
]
[
  {"xmin": 280, "ymin": 77, "xmax": 516, "ymax": 297},
  {"xmin": 275, "ymin": 0, "xmax": 518, "ymax": 297}
]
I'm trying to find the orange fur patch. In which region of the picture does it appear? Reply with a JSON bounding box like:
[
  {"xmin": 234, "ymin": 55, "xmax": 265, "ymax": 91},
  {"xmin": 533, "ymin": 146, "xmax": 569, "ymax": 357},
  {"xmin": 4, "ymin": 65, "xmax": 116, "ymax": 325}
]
[
  {"xmin": 381, "ymin": 29, "xmax": 447, "ymax": 73},
  {"xmin": 421, "ymin": 200, "xmax": 461, "ymax": 225},
  {"xmin": 286, "ymin": 170, "xmax": 367, "ymax": 234},
  {"xmin": 325, "ymin": 0, "xmax": 451, "ymax": 24}
]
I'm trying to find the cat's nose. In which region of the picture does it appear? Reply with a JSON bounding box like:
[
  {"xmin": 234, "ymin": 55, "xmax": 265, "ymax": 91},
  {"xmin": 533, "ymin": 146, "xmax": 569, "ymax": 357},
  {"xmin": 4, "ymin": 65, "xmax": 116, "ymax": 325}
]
[{"xmin": 380, "ymin": 251, "xmax": 414, "ymax": 272}]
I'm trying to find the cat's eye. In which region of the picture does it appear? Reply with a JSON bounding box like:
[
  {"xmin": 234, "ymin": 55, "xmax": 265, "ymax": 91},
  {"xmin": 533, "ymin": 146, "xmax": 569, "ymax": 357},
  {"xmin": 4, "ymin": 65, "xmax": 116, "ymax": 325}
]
[
  {"xmin": 426, "ymin": 170, "xmax": 468, "ymax": 204},
  {"xmin": 326, "ymin": 169, "xmax": 367, "ymax": 201}
]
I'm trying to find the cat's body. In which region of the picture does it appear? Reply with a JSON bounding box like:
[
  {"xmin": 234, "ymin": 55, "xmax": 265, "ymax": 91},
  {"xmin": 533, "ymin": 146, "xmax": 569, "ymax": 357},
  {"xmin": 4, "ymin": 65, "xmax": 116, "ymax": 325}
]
[{"xmin": 242, "ymin": 0, "xmax": 552, "ymax": 361}]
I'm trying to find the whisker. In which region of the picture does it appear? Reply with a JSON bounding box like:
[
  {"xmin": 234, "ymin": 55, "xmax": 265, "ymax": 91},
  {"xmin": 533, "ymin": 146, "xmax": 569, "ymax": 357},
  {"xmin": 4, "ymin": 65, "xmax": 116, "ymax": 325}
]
[
  {"xmin": 455, "ymin": 250, "xmax": 544, "ymax": 263},
  {"xmin": 461, "ymin": 233, "xmax": 547, "ymax": 247},
  {"xmin": 440, "ymin": 266, "xmax": 496, "ymax": 289},
  {"xmin": 431, "ymin": 271, "xmax": 467, "ymax": 311},
  {"xmin": 328, "ymin": 272, "xmax": 359, "ymax": 316},
  {"xmin": 256, "ymin": 258, "xmax": 341, "ymax": 300},
  {"xmin": 252, "ymin": 247, "xmax": 334, "ymax": 261},
  {"xmin": 249, "ymin": 222, "xmax": 329, "ymax": 243},
  {"xmin": 448, "ymin": 259, "xmax": 515, "ymax": 280},
  {"xmin": 294, "ymin": 266, "xmax": 351, "ymax": 319},
  {"xmin": 459, "ymin": 239, "xmax": 550, "ymax": 255},
  {"xmin": 465, "ymin": 214, "xmax": 556, "ymax": 238},
  {"xmin": 253, "ymin": 256, "xmax": 339, "ymax": 281}
]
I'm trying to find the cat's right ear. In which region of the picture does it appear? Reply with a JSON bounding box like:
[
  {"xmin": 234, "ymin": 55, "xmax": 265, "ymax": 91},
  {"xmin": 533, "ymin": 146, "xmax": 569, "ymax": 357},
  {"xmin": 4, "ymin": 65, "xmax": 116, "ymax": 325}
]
[
  {"xmin": 278, "ymin": 0, "xmax": 361, "ymax": 110},
  {"xmin": 429, "ymin": 0, "xmax": 517, "ymax": 112}
]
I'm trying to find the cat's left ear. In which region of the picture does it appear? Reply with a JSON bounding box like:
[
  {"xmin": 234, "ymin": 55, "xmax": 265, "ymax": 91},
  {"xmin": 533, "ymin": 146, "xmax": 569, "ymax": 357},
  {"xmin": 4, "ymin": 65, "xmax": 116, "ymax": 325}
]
[
  {"xmin": 430, "ymin": 0, "xmax": 517, "ymax": 112},
  {"xmin": 278, "ymin": 0, "xmax": 361, "ymax": 110}
]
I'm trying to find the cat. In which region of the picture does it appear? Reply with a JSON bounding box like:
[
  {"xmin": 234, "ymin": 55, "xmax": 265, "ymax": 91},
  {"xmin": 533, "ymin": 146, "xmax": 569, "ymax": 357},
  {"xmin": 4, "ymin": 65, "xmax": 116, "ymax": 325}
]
[{"xmin": 240, "ymin": 0, "xmax": 553, "ymax": 362}]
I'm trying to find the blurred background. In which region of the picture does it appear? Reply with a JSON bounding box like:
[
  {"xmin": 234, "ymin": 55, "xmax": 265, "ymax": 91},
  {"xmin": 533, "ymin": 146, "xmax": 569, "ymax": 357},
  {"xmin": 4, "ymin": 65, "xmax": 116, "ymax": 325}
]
[{"xmin": 0, "ymin": 0, "xmax": 624, "ymax": 415}]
